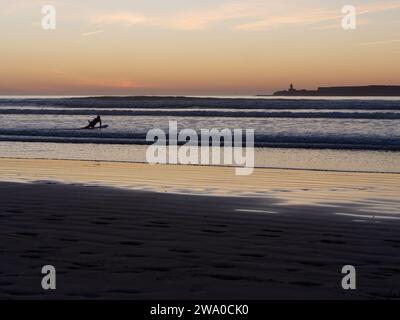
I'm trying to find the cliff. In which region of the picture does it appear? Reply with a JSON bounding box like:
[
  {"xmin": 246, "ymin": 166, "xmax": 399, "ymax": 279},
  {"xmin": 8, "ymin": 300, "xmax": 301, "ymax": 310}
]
[{"xmin": 273, "ymin": 85, "xmax": 400, "ymax": 96}]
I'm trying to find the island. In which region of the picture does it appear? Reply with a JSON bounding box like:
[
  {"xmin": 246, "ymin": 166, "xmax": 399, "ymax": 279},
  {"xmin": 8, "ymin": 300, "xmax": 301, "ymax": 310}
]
[{"xmin": 272, "ymin": 84, "xmax": 400, "ymax": 96}]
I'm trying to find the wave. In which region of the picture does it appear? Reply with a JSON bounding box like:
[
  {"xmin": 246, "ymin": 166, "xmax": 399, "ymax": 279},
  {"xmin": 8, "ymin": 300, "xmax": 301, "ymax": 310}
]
[
  {"xmin": 0, "ymin": 108, "xmax": 399, "ymax": 119},
  {"xmin": 1, "ymin": 96, "xmax": 400, "ymax": 110},
  {"xmin": 1, "ymin": 97, "xmax": 399, "ymax": 151},
  {"xmin": 0, "ymin": 131, "xmax": 398, "ymax": 150}
]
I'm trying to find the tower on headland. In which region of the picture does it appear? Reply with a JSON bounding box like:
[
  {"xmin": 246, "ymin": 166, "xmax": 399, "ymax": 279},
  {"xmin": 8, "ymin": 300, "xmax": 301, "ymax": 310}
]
[{"xmin": 273, "ymin": 84, "xmax": 400, "ymax": 96}]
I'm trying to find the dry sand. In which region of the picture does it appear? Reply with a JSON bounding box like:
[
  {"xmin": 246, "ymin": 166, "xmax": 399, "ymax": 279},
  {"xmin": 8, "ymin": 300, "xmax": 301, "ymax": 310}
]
[{"xmin": 0, "ymin": 158, "xmax": 400, "ymax": 299}]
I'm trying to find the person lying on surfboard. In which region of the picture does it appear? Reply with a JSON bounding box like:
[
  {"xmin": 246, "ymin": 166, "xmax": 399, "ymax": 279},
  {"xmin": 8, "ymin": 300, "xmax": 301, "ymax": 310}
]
[{"xmin": 85, "ymin": 115, "xmax": 102, "ymax": 129}]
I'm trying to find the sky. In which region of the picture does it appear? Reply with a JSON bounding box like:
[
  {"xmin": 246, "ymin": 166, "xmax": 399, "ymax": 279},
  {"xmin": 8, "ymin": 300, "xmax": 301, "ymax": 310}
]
[{"xmin": 0, "ymin": 0, "xmax": 400, "ymax": 95}]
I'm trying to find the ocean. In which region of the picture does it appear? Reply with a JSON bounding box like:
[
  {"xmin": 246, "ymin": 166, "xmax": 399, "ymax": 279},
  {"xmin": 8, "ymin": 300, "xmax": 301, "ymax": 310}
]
[{"xmin": 0, "ymin": 96, "xmax": 399, "ymax": 173}]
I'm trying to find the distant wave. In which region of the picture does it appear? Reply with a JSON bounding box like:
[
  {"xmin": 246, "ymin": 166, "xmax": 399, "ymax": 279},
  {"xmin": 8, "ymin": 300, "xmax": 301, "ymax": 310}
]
[
  {"xmin": 0, "ymin": 131, "xmax": 398, "ymax": 150},
  {"xmin": 1, "ymin": 96, "xmax": 400, "ymax": 110},
  {"xmin": 0, "ymin": 108, "xmax": 399, "ymax": 119}
]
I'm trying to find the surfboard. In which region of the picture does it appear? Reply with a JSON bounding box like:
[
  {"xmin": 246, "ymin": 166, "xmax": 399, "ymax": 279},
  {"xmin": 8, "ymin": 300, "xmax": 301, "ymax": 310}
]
[{"xmin": 81, "ymin": 125, "xmax": 109, "ymax": 130}]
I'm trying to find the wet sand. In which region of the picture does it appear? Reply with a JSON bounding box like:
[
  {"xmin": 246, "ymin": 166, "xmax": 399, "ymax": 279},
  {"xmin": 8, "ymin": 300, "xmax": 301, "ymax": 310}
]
[{"xmin": 0, "ymin": 159, "xmax": 400, "ymax": 299}]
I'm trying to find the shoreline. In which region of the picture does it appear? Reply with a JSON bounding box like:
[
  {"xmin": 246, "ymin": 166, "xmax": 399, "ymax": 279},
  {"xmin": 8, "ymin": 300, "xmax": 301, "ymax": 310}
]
[
  {"xmin": 0, "ymin": 142, "xmax": 399, "ymax": 174},
  {"xmin": 0, "ymin": 157, "xmax": 399, "ymax": 207},
  {"xmin": 1, "ymin": 156, "xmax": 400, "ymax": 175},
  {"xmin": 0, "ymin": 137, "xmax": 399, "ymax": 152}
]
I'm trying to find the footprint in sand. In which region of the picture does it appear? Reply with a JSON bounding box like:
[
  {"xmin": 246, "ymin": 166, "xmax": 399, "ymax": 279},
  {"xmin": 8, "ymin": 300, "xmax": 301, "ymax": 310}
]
[
  {"xmin": 290, "ymin": 281, "xmax": 322, "ymax": 287},
  {"xmin": 202, "ymin": 229, "xmax": 225, "ymax": 234},
  {"xmin": 20, "ymin": 254, "xmax": 42, "ymax": 259},
  {"xmin": 91, "ymin": 221, "xmax": 112, "ymax": 225},
  {"xmin": 297, "ymin": 260, "xmax": 326, "ymax": 267},
  {"xmin": 262, "ymin": 229, "xmax": 283, "ymax": 233},
  {"xmin": 7, "ymin": 210, "xmax": 24, "ymax": 214},
  {"xmin": 207, "ymin": 224, "xmax": 228, "ymax": 228},
  {"xmin": 254, "ymin": 233, "xmax": 281, "ymax": 238},
  {"xmin": 79, "ymin": 251, "xmax": 97, "ymax": 255},
  {"xmin": 125, "ymin": 253, "xmax": 148, "ymax": 258},
  {"xmin": 107, "ymin": 289, "xmax": 141, "ymax": 295},
  {"xmin": 320, "ymin": 239, "xmax": 346, "ymax": 245},
  {"xmin": 144, "ymin": 223, "xmax": 171, "ymax": 229},
  {"xmin": 321, "ymin": 233, "xmax": 344, "ymax": 238},
  {"xmin": 16, "ymin": 232, "xmax": 38, "ymax": 237},
  {"xmin": 169, "ymin": 248, "xmax": 192, "ymax": 254},
  {"xmin": 141, "ymin": 266, "xmax": 170, "ymax": 272},
  {"xmin": 99, "ymin": 217, "xmax": 119, "ymax": 221},
  {"xmin": 384, "ymin": 239, "xmax": 400, "ymax": 245},
  {"xmin": 59, "ymin": 238, "xmax": 79, "ymax": 242},
  {"xmin": 213, "ymin": 262, "xmax": 235, "ymax": 269},
  {"xmin": 240, "ymin": 253, "xmax": 264, "ymax": 258},
  {"xmin": 44, "ymin": 217, "xmax": 64, "ymax": 221},
  {"xmin": 119, "ymin": 240, "xmax": 143, "ymax": 246}
]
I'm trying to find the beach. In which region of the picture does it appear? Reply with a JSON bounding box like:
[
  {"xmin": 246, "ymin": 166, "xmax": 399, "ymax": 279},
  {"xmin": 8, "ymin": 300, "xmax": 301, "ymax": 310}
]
[
  {"xmin": 2, "ymin": 0, "xmax": 400, "ymax": 307},
  {"xmin": 1, "ymin": 158, "xmax": 400, "ymax": 299}
]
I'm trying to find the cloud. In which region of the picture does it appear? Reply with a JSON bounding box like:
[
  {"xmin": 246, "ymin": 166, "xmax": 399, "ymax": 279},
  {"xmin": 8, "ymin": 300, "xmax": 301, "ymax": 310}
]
[
  {"xmin": 90, "ymin": 4, "xmax": 247, "ymax": 30},
  {"xmin": 2, "ymin": 0, "xmax": 52, "ymax": 14},
  {"xmin": 89, "ymin": 1, "xmax": 269, "ymax": 30},
  {"xmin": 164, "ymin": 3, "xmax": 252, "ymax": 30},
  {"xmin": 81, "ymin": 30, "xmax": 103, "ymax": 37},
  {"xmin": 91, "ymin": 12, "xmax": 149, "ymax": 26},
  {"xmin": 236, "ymin": 1, "xmax": 400, "ymax": 31},
  {"xmin": 235, "ymin": 10, "xmax": 340, "ymax": 30},
  {"xmin": 357, "ymin": 39, "xmax": 400, "ymax": 46},
  {"xmin": 358, "ymin": 1, "xmax": 400, "ymax": 15},
  {"xmin": 88, "ymin": 0, "xmax": 400, "ymax": 31},
  {"xmin": 311, "ymin": 19, "xmax": 369, "ymax": 31}
]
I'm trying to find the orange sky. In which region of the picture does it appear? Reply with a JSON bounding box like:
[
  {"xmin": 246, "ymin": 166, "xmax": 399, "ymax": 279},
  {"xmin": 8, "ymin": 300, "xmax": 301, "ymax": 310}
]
[{"xmin": 1, "ymin": 0, "xmax": 400, "ymax": 95}]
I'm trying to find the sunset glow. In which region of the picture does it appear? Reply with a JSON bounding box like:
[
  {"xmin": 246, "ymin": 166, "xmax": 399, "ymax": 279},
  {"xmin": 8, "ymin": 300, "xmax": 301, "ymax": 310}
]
[{"xmin": 1, "ymin": 0, "xmax": 400, "ymax": 95}]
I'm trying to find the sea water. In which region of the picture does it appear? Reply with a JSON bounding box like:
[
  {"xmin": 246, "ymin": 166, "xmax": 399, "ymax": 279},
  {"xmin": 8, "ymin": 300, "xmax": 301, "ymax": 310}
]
[{"xmin": 0, "ymin": 96, "xmax": 399, "ymax": 173}]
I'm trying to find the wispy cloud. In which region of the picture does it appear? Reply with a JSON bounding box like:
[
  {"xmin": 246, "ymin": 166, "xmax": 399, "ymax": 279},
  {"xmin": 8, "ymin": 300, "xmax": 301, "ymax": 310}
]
[
  {"xmin": 89, "ymin": 0, "xmax": 400, "ymax": 31},
  {"xmin": 236, "ymin": 1, "xmax": 400, "ymax": 30},
  {"xmin": 357, "ymin": 39, "xmax": 400, "ymax": 46},
  {"xmin": 91, "ymin": 13, "xmax": 149, "ymax": 26},
  {"xmin": 358, "ymin": 1, "xmax": 400, "ymax": 15},
  {"xmin": 164, "ymin": 3, "xmax": 252, "ymax": 30},
  {"xmin": 310, "ymin": 18, "xmax": 369, "ymax": 31},
  {"xmin": 2, "ymin": 0, "xmax": 54, "ymax": 14},
  {"xmin": 81, "ymin": 30, "xmax": 103, "ymax": 37},
  {"xmin": 235, "ymin": 10, "xmax": 340, "ymax": 30},
  {"xmin": 90, "ymin": 4, "xmax": 247, "ymax": 30}
]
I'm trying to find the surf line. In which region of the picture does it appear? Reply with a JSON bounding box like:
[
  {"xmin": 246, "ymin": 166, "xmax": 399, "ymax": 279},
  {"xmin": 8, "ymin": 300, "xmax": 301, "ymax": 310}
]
[{"xmin": 146, "ymin": 121, "xmax": 254, "ymax": 175}]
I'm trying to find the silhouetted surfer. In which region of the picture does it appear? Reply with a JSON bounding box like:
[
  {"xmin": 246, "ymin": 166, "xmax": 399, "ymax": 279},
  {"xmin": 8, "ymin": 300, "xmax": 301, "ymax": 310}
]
[{"xmin": 85, "ymin": 115, "xmax": 102, "ymax": 129}]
